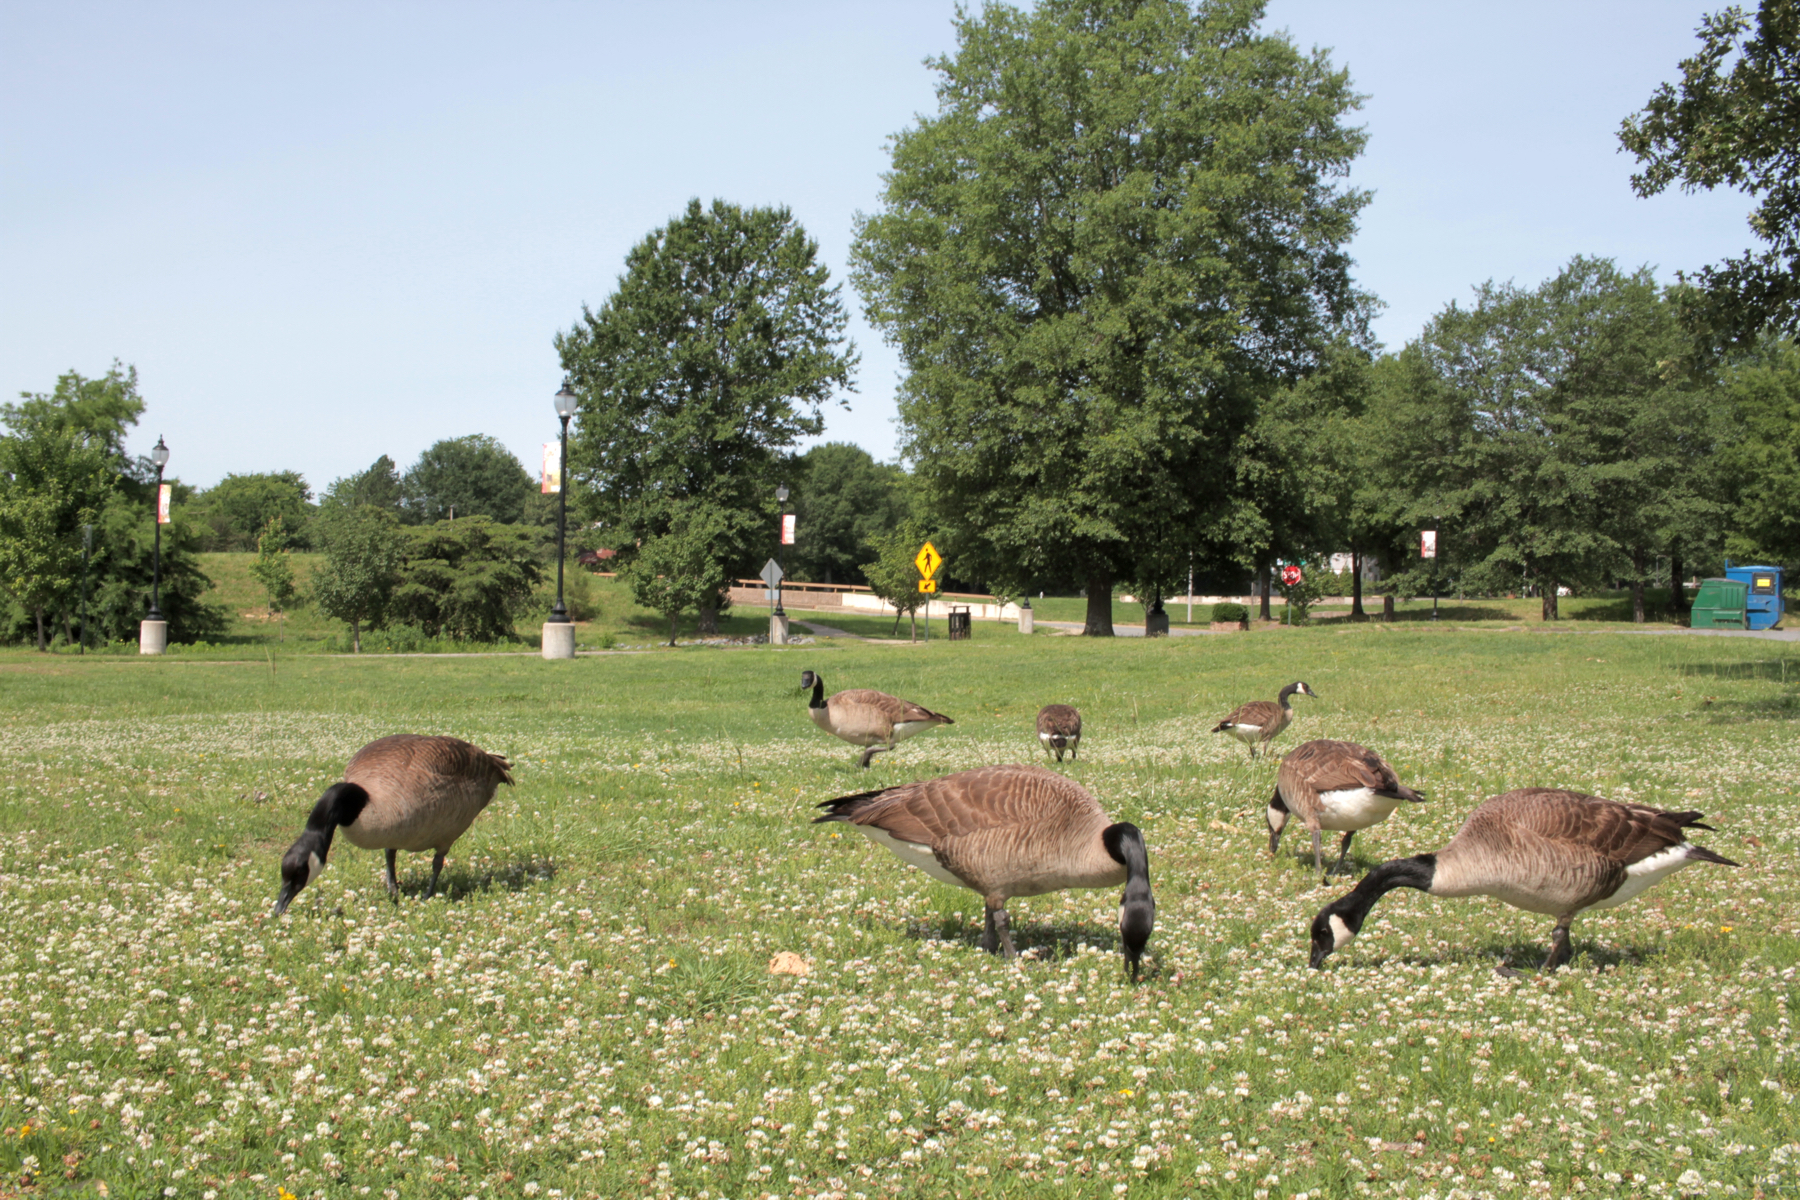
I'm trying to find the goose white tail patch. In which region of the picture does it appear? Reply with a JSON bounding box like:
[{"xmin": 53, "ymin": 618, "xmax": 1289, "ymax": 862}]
[
  {"xmin": 1329, "ymin": 913, "xmax": 1356, "ymax": 949},
  {"xmin": 1315, "ymin": 787, "xmax": 1402, "ymax": 830},
  {"xmin": 1589, "ymin": 843, "xmax": 1700, "ymax": 910},
  {"xmin": 891, "ymin": 720, "xmax": 941, "ymax": 742},
  {"xmin": 856, "ymin": 826, "xmax": 967, "ymax": 889}
]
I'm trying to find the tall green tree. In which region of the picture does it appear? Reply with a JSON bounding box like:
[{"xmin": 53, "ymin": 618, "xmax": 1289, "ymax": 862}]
[
  {"xmin": 556, "ymin": 198, "xmax": 858, "ymax": 632},
  {"xmin": 1718, "ymin": 339, "xmax": 1800, "ymax": 563},
  {"xmin": 400, "ymin": 436, "xmax": 534, "ymax": 526},
  {"xmin": 249, "ymin": 515, "xmax": 299, "ymax": 641},
  {"xmin": 323, "ymin": 455, "xmax": 404, "ymax": 515},
  {"xmin": 851, "ymin": 0, "xmax": 1370, "ymax": 635},
  {"xmin": 0, "ymin": 431, "xmax": 114, "ymax": 649},
  {"xmin": 389, "ymin": 517, "xmax": 543, "ymax": 642},
  {"xmin": 1621, "ymin": 1, "xmax": 1800, "ymax": 349},
  {"xmin": 2, "ymin": 360, "xmax": 145, "ymax": 464},
  {"xmin": 193, "ymin": 471, "xmax": 314, "ymax": 551},
  {"xmin": 861, "ymin": 519, "xmax": 933, "ymax": 639},
  {"xmin": 311, "ymin": 506, "xmax": 403, "ymax": 653},
  {"xmin": 787, "ymin": 443, "xmax": 911, "ymax": 586},
  {"xmin": 622, "ymin": 505, "xmax": 735, "ymax": 646}
]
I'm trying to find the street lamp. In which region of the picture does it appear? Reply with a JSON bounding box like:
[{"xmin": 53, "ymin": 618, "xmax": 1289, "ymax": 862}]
[
  {"xmin": 549, "ymin": 383, "xmax": 577, "ymax": 624},
  {"xmin": 147, "ymin": 436, "xmax": 170, "ymax": 622},
  {"xmin": 774, "ymin": 484, "xmax": 789, "ymax": 619}
]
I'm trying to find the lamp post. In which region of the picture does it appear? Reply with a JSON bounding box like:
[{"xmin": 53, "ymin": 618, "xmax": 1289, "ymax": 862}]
[
  {"xmin": 80, "ymin": 524, "xmax": 93, "ymax": 655},
  {"xmin": 542, "ymin": 383, "xmax": 579, "ymax": 660},
  {"xmin": 770, "ymin": 484, "xmax": 790, "ymax": 645},
  {"xmin": 140, "ymin": 437, "xmax": 170, "ymax": 655}
]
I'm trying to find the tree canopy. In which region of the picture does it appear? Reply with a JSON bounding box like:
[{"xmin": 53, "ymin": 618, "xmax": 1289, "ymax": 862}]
[
  {"xmin": 400, "ymin": 435, "xmax": 534, "ymax": 526},
  {"xmin": 556, "ymin": 198, "xmax": 858, "ymax": 617},
  {"xmin": 1621, "ymin": 0, "xmax": 1800, "ymax": 347},
  {"xmin": 787, "ymin": 443, "xmax": 911, "ymax": 587},
  {"xmin": 193, "ymin": 471, "xmax": 314, "ymax": 551},
  {"xmin": 851, "ymin": 0, "xmax": 1370, "ymax": 634},
  {"xmin": 324, "ymin": 455, "xmax": 404, "ymax": 515}
]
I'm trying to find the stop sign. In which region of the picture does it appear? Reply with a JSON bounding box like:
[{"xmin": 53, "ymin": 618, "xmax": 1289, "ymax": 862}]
[{"xmin": 1280, "ymin": 565, "xmax": 1303, "ymax": 587}]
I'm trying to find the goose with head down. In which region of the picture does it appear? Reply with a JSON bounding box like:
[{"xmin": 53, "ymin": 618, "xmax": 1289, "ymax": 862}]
[{"xmin": 800, "ymin": 669, "xmax": 953, "ymax": 768}]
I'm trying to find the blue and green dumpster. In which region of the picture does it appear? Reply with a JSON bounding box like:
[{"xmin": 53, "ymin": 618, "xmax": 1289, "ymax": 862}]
[
  {"xmin": 1690, "ymin": 578, "xmax": 1748, "ymax": 628},
  {"xmin": 1725, "ymin": 562, "xmax": 1785, "ymax": 631}
]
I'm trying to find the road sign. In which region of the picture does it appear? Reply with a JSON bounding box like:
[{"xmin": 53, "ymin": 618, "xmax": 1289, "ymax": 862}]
[
  {"xmin": 760, "ymin": 559, "xmax": 784, "ymax": 588},
  {"xmin": 917, "ymin": 578, "xmax": 938, "ymax": 594},
  {"xmin": 1280, "ymin": 565, "xmax": 1303, "ymax": 587},
  {"xmin": 914, "ymin": 541, "xmax": 942, "ymax": 579}
]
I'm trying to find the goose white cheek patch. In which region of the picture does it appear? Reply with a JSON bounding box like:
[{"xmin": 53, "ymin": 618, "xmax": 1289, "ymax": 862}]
[
  {"xmin": 306, "ymin": 852, "xmax": 325, "ymax": 885},
  {"xmin": 1329, "ymin": 914, "xmax": 1355, "ymax": 949}
]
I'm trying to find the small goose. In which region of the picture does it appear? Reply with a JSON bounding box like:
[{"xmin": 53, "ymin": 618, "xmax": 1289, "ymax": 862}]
[
  {"xmin": 1213, "ymin": 681, "xmax": 1315, "ymax": 758},
  {"xmin": 800, "ymin": 669, "xmax": 953, "ymax": 768},
  {"xmin": 1036, "ymin": 704, "xmax": 1082, "ymax": 762},
  {"xmin": 272, "ymin": 734, "xmax": 514, "ymax": 916},
  {"xmin": 1269, "ymin": 739, "xmax": 1426, "ymax": 879},
  {"xmin": 814, "ymin": 764, "xmax": 1154, "ymax": 978},
  {"xmin": 1310, "ymin": 788, "xmax": 1739, "ymax": 973}
]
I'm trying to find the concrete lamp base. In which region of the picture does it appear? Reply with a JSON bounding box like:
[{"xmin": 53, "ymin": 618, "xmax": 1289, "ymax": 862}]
[
  {"xmin": 1018, "ymin": 607, "xmax": 1035, "ymax": 634},
  {"xmin": 139, "ymin": 620, "xmax": 168, "ymax": 655},
  {"xmin": 541, "ymin": 621, "xmax": 576, "ymax": 660},
  {"xmin": 769, "ymin": 612, "xmax": 790, "ymax": 645}
]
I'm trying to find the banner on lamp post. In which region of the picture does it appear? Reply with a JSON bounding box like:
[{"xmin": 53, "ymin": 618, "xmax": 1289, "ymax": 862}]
[
  {"xmin": 157, "ymin": 483, "xmax": 172, "ymax": 525},
  {"xmin": 780, "ymin": 513, "xmax": 795, "ymax": 545},
  {"xmin": 541, "ymin": 443, "xmax": 561, "ymax": 494},
  {"xmin": 1420, "ymin": 530, "xmax": 1437, "ymax": 559}
]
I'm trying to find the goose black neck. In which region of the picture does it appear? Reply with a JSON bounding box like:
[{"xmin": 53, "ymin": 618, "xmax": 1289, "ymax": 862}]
[
  {"xmin": 808, "ymin": 676, "xmax": 826, "ymax": 710},
  {"xmin": 1104, "ymin": 822, "xmax": 1155, "ymax": 980},
  {"xmin": 1335, "ymin": 854, "xmax": 1435, "ymax": 924},
  {"xmin": 1277, "ymin": 682, "xmax": 1300, "ymax": 707},
  {"xmin": 305, "ymin": 782, "xmax": 371, "ymax": 847}
]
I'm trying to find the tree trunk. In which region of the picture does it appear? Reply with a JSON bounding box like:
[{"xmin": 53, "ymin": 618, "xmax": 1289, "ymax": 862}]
[
  {"xmin": 697, "ymin": 604, "xmax": 719, "ymax": 635},
  {"xmin": 668, "ymin": 612, "xmax": 680, "ymax": 646},
  {"xmin": 1083, "ymin": 572, "xmax": 1114, "ymax": 636},
  {"xmin": 62, "ymin": 608, "xmax": 75, "ymax": 649},
  {"xmin": 1258, "ymin": 563, "xmax": 1273, "ymax": 622},
  {"xmin": 34, "ymin": 605, "xmax": 46, "ymax": 652},
  {"xmin": 1670, "ymin": 554, "xmax": 1688, "ymax": 614},
  {"xmin": 1632, "ymin": 546, "xmax": 1647, "ymax": 623},
  {"xmin": 352, "ymin": 617, "xmax": 362, "ymax": 653},
  {"xmin": 1350, "ymin": 550, "xmax": 1365, "ymax": 620},
  {"xmin": 1541, "ymin": 580, "xmax": 1558, "ymax": 622}
]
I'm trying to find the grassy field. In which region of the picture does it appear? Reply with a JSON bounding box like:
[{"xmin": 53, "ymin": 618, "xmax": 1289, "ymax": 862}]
[{"xmin": 1, "ymin": 628, "xmax": 1796, "ymax": 1198}]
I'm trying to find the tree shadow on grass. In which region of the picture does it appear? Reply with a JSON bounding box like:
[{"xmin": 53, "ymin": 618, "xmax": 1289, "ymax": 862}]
[
  {"xmin": 1313, "ymin": 604, "xmax": 1517, "ymax": 624},
  {"xmin": 406, "ymin": 854, "xmax": 557, "ymax": 901}
]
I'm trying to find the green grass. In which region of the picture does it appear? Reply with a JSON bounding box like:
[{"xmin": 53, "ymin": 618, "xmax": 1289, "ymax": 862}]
[{"xmin": 0, "ymin": 629, "xmax": 1796, "ymax": 1198}]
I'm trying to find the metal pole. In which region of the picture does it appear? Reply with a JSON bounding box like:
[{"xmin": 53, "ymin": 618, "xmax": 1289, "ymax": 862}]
[
  {"xmin": 80, "ymin": 524, "xmax": 93, "ymax": 654},
  {"xmin": 549, "ymin": 413, "xmax": 571, "ymax": 623},
  {"xmin": 774, "ymin": 504, "xmax": 785, "ymax": 618},
  {"xmin": 148, "ymin": 461, "xmax": 165, "ymax": 622},
  {"xmin": 1187, "ymin": 558, "xmax": 1193, "ymax": 624}
]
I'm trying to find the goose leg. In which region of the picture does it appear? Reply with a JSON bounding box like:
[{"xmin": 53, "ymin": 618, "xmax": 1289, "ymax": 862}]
[
  {"xmin": 1330, "ymin": 831, "xmax": 1356, "ymax": 877},
  {"xmin": 986, "ymin": 901, "xmax": 1018, "ymax": 958},
  {"xmin": 428, "ymin": 850, "xmax": 447, "ymax": 899},
  {"xmin": 383, "ymin": 849, "xmax": 400, "ymax": 902},
  {"xmin": 858, "ymin": 746, "xmax": 879, "ymax": 769},
  {"xmin": 1310, "ymin": 830, "xmax": 1326, "ymax": 880},
  {"xmin": 981, "ymin": 906, "xmax": 997, "ymax": 953},
  {"xmin": 1540, "ymin": 917, "xmax": 1576, "ymax": 972}
]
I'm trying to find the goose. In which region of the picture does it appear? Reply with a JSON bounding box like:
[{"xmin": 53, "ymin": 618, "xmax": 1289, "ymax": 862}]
[
  {"xmin": 800, "ymin": 669, "xmax": 954, "ymax": 768},
  {"xmin": 1309, "ymin": 788, "xmax": 1739, "ymax": 973},
  {"xmin": 272, "ymin": 734, "xmax": 514, "ymax": 916},
  {"xmin": 1268, "ymin": 739, "xmax": 1425, "ymax": 879},
  {"xmin": 1212, "ymin": 682, "xmax": 1315, "ymax": 758},
  {"xmin": 814, "ymin": 763, "xmax": 1154, "ymax": 978},
  {"xmin": 1036, "ymin": 704, "xmax": 1082, "ymax": 762}
]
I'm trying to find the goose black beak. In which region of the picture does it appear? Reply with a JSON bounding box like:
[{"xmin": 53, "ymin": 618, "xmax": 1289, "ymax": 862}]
[{"xmin": 271, "ymin": 881, "xmax": 302, "ymax": 918}]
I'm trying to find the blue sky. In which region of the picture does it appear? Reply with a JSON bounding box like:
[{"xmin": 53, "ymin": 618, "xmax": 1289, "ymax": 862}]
[{"xmin": 0, "ymin": 1, "xmax": 1754, "ymax": 491}]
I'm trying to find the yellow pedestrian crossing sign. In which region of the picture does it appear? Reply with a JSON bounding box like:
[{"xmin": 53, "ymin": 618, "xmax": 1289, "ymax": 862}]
[
  {"xmin": 914, "ymin": 541, "xmax": 942, "ymax": 579},
  {"xmin": 917, "ymin": 578, "xmax": 937, "ymax": 594}
]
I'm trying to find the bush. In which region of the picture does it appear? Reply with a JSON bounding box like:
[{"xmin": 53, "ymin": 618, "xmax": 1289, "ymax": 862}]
[{"xmin": 1211, "ymin": 601, "xmax": 1249, "ymax": 623}]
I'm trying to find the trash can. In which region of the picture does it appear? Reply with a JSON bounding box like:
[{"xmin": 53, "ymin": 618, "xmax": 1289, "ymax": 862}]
[
  {"xmin": 946, "ymin": 606, "xmax": 972, "ymax": 641},
  {"xmin": 1690, "ymin": 578, "xmax": 1748, "ymax": 629},
  {"xmin": 1724, "ymin": 563, "xmax": 1785, "ymax": 630}
]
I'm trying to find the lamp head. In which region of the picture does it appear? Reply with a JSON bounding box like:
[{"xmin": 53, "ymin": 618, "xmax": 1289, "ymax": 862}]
[
  {"xmin": 776, "ymin": 484, "xmax": 789, "ymax": 504},
  {"xmin": 149, "ymin": 436, "xmax": 170, "ymax": 468},
  {"xmin": 554, "ymin": 382, "xmax": 578, "ymax": 419}
]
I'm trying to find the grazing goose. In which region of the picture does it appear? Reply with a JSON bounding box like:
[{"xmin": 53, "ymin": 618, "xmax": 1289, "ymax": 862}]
[
  {"xmin": 1269, "ymin": 739, "xmax": 1426, "ymax": 879},
  {"xmin": 272, "ymin": 735, "xmax": 514, "ymax": 916},
  {"xmin": 1212, "ymin": 681, "xmax": 1315, "ymax": 758},
  {"xmin": 815, "ymin": 764, "xmax": 1155, "ymax": 978},
  {"xmin": 801, "ymin": 669, "xmax": 954, "ymax": 768},
  {"xmin": 1036, "ymin": 704, "xmax": 1082, "ymax": 762},
  {"xmin": 1309, "ymin": 789, "xmax": 1739, "ymax": 973}
]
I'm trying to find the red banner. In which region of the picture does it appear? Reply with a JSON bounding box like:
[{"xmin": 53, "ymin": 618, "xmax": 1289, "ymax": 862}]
[
  {"xmin": 541, "ymin": 442, "xmax": 561, "ymax": 494},
  {"xmin": 157, "ymin": 483, "xmax": 172, "ymax": 525},
  {"xmin": 780, "ymin": 513, "xmax": 795, "ymax": 545}
]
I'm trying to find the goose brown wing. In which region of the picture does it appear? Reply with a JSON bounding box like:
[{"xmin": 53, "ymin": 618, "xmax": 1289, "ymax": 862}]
[
  {"xmin": 1216, "ymin": 700, "xmax": 1278, "ymax": 730},
  {"xmin": 346, "ymin": 735, "xmax": 514, "ymax": 788},
  {"xmin": 833, "ymin": 689, "xmax": 954, "ymax": 727},
  {"xmin": 815, "ymin": 764, "xmax": 1101, "ymax": 846},
  {"xmin": 1037, "ymin": 705, "xmax": 1081, "ymax": 736}
]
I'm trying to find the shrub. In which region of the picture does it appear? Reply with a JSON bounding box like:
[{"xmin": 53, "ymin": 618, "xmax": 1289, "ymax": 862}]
[{"xmin": 1211, "ymin": 601, "xmax": 1249, "ymax": 623}]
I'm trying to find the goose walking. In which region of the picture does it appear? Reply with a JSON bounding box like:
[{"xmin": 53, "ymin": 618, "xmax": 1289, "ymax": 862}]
[
  {"xmin": 815, "ymin": 764, "xmax": 1155, "ymax": 978},
  {"xmin": 1309, "ymin": 789, "xmax": 1739, "ymax": 973},
  {"xmin": 801, "ymin": 669, "xmax": 953, "ymax": 768},
  {"xmin": 1268, "ymin": 739, "xmax": 1425, "ymax": 879},
  {"xmin": 1213, "ymin": 682, "xmax": 1315, "ymax": 758},
  {"xmin": 1036, "ymin": 704, "xmax": 1082, "ymax": 762},
  {"xmin": 272, "ymin": 735, "xmax": 514, "ymax": 916}
]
